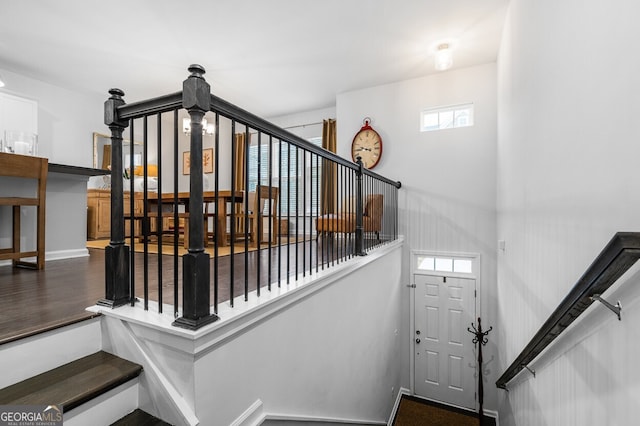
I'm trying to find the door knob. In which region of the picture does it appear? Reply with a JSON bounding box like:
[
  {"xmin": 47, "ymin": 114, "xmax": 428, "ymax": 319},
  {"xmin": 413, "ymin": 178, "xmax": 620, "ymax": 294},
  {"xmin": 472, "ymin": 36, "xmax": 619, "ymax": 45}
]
[{"xmin": 415, "ymin": 338, "xmax": 421, "ymax": 344}]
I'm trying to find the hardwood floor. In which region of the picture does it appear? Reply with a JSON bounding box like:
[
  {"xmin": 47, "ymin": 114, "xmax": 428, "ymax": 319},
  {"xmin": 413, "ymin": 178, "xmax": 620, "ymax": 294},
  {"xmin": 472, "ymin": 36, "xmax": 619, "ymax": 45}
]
[
  {"xmin": 0, "ymin": 251, "xmax": 105, "ymax": 344},
  {"xmin": 0, "ymin": 235, "xmax": 370, "ymax": 345}
]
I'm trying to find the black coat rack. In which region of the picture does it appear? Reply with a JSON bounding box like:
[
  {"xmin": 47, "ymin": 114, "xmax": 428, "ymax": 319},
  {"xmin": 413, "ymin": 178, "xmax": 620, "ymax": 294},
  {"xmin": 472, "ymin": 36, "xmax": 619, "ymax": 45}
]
[{"xmin": 468, "ymin": 317, "xmax": 492, "ymax": 425}]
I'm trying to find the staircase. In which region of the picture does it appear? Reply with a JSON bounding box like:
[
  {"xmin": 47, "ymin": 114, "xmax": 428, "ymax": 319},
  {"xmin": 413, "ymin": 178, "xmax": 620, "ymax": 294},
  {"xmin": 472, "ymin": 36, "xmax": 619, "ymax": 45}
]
[{"xmin": 0, "ymin": 315, "xmax": 171, "ymax": 425}]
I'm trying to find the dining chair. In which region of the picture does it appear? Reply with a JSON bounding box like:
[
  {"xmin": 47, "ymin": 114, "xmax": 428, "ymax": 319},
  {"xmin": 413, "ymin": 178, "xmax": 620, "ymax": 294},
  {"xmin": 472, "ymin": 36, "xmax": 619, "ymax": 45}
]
[
  {"xmin": 315, "ymin": 193, "xmax": 384, "ymax": 241},
  {"xmin": 231, "ymin": 185, "xmax": 279, "ymax": 247}
]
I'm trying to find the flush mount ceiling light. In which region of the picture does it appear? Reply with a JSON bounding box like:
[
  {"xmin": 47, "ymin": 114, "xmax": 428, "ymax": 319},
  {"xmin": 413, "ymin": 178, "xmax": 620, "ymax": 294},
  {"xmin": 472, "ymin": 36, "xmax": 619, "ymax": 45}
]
[
  {"xmin": 435, "ymin": 43, "xmax": 453, "ymax": 71},
  {"xmin": 183, "ymin": 117, "xmax": 215, "ymax": 135},
  {"xmin": 0, "ymin": 72, "xmax": 5, "ymax": 88}
]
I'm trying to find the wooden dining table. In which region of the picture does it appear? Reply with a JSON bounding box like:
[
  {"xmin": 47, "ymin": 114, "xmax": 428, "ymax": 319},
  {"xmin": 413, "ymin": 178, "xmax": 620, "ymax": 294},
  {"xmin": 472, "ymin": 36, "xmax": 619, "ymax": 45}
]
[{"xmin": 146, "ymin": 190, "xmax": 244, "ymax": 247}]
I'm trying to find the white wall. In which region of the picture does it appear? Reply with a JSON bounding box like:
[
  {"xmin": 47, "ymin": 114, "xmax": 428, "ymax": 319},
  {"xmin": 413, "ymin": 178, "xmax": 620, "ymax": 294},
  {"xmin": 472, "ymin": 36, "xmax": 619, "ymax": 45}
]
[
  {"xmin": 0, "ymin": 67, "xmax": 105, "ymax": 166},
  {"xmin": 194, "ymin": 245, "xmax": 403, "ymax": 425},
  {"xmin": 269, "ymin": 106, "xmax": 336, "ymax": 140},
  {"xmin": 0, "ymin": 69, "xmax": 105, "ymax": 260},
  {"xmin": 337, "ymin": 64, "xmax": 498, "ymax": 411},
  {"xmin": 497, "ymin": 1, "xmax": 640, "ymax": 424},
  {"xmin": 99, "ymin": 244, "xmax": 403, "ymax": 426}
]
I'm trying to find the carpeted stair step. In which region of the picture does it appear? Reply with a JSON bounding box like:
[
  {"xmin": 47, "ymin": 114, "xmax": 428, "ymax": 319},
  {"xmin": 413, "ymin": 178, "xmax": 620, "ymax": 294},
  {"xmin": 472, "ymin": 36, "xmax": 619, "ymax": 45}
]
[
  {"xmin": 0, "ymin": 350, "xmax": 142, "ymax": 412},
  {"xmin": 111, "ymin": 408, "xmax": 172, "ymax": 425}
]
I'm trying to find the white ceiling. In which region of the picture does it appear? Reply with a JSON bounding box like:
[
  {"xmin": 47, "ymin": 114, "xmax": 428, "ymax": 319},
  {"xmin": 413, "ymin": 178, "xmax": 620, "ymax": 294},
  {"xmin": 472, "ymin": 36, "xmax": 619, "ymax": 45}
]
[{"xmin": 0, "ymin": 0, "xmax": 508, "ymax": 118}]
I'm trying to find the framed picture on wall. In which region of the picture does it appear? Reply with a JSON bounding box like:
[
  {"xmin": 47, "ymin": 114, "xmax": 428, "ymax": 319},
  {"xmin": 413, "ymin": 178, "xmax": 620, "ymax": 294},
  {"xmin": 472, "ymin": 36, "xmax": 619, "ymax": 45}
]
[
  {"xmin": 183, "ymin": 151, "xmax": 190, "ymax": 175},
  {"xmin": 203, "ymin": 148, "xmax": 214, "ymax": 174},
  {"xmin": 183, "ymin": 148, "xmax": 215, "ymax": 175}
]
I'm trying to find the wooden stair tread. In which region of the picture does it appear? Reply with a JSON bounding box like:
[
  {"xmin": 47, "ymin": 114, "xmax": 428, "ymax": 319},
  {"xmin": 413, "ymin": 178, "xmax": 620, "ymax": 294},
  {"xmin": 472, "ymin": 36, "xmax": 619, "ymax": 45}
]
[
  {"xmin": 0, "ymin": 311, "xmax": 101, "ymax": 346},
  {"xmin": 0, "ymin": 351, "xmax": 142, "ymax": 412},
  {"xmin": 111, "ymin": 408, "xmax": 172, "ymax": 426}
]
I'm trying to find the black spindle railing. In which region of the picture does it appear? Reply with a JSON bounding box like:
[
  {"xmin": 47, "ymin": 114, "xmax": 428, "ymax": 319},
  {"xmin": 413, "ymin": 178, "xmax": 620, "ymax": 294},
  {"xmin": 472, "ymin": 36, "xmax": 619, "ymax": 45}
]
[{"xmin": 99, "ymin": 65, "xmax": 401, "ymax": 329}]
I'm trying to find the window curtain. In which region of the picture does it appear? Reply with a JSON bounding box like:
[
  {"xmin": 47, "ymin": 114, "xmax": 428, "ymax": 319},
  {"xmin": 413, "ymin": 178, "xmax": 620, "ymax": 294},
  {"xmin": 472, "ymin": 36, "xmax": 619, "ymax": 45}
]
[
  {"xmin": 102, "ymin": 145, "xmax": 112, "ymax": 170},
  {"xmin": 321, "ymin": 119, "xmax": 337, "ymax": 214},
  {"xmin": 234, "ymin": 132, "xmax": 248, "ymax": 191}
]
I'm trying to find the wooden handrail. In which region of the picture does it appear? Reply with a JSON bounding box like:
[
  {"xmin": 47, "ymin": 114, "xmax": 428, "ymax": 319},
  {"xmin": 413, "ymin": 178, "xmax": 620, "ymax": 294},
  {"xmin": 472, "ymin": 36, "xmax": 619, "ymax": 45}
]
[{"xmin": 496, "ymin": 232, "xmax": 640, "ymax": 389}]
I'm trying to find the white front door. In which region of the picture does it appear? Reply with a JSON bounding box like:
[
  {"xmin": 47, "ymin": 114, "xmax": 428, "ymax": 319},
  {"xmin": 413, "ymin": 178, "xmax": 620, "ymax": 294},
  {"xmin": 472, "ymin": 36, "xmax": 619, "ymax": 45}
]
[{"xmin": 414, "ymin": 274, "xmax": 476, "ymax": 410}]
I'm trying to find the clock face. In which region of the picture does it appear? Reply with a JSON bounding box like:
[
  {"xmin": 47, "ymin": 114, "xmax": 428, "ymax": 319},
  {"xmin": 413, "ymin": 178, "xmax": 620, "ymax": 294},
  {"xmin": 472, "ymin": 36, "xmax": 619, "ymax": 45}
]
[{"xmin": 351, "ymin": 128, "xmax": 382, "ymax": 169}]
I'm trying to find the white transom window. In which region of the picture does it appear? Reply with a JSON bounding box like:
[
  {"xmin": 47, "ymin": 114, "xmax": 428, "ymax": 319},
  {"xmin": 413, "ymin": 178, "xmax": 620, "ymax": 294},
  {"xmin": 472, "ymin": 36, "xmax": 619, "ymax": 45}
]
[{"xmin": 420, "ymin": 103, "xmax": 474, "ymax": 132}]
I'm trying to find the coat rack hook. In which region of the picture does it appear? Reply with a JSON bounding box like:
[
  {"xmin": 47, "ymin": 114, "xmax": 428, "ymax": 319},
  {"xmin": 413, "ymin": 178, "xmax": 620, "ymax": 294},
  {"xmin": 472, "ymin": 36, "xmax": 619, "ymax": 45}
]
[
  {"xmin": 590, "ymin": 294, "xmax": 622, "ymax": 321},
  {"xmin": 522, "ymin": 364, "xmax": 536, "ymax": 378}
]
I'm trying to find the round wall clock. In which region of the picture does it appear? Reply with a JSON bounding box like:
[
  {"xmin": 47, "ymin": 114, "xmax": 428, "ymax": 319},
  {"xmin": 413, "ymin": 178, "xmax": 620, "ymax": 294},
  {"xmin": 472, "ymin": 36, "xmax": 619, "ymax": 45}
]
[{"xmin": 351, "ymin": 118, "xmax": 383, "ymax": 169}]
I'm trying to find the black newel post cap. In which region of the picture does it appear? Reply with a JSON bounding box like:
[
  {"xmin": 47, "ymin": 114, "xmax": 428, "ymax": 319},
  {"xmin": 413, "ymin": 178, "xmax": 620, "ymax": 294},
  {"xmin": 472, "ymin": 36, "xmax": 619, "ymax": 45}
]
[
  {"xmin": 109, "ymin": 88, "xmax": 125, "ymax": 98},
  {"xmin": 104, "ymin": 88, "xmax": 128, "ymax": 128},
  {"xmin": 188, "ymin": 64, "xmax": 206, "ymax": 78},
  {"xmin": 183, "ymin": 64, "xmax": 210, "ymax": 111}
]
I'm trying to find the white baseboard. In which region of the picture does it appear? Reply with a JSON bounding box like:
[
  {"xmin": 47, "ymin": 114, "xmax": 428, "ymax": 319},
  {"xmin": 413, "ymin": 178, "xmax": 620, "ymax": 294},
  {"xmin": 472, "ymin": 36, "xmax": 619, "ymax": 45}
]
[
  {"xmin": 264, "ymin": 413, "xmax": 386, "ymax": 425},
  {"xmin": 0, "ymin": 248, "xmax": 90, "ymax": 268},
  {"xmin": 388, "ymin": 387, "xmax": 411, "ymax": 425},
  {"xmin": 46, "ymin": 248, "xmax": 90, "ymax": 261},
  {"xmin": 0, "ymin": 247, "xmax": 89, "ymax": 266},
  {"xmin": 231, "ymin": 399, "xmax": 264, "ymax": 426}
]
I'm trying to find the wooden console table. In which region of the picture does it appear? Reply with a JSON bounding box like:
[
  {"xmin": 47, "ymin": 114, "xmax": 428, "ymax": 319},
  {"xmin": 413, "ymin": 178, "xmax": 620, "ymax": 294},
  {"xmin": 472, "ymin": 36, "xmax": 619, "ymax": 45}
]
[{"xmin": 87, "ymin": 189, "xmax": 144, "ymax": 239}]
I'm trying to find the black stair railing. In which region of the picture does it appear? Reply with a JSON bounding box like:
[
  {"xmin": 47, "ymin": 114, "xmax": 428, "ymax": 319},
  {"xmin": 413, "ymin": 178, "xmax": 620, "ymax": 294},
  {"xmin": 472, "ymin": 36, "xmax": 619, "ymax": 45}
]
[
  {"xmin": 98, "ymin": 65, "xmax": 401, "ymax": 330},
  {"xmin": 496, "ymin": 232, "xmax": 640, "ymax": 389}
]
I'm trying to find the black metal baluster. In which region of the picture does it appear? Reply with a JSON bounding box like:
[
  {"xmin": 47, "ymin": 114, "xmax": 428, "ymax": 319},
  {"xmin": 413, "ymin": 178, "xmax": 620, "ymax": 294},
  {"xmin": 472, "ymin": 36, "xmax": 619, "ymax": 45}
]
[
  {"xmin": 341, "ymin": 165, "xmax": 344, "ymax": 260},
  {"xmin": 395, "ymin": 182, "xmax": 399, "ymax": 240},
  {"xmin": 142, "ymin": 115, "xmax": 149, "ymax": 310},
  {"xmin": 323, "ymin": 157, "xmax": 329, "ymax": 270},
  {"xmin": 367, "ymin": 174, "xmax": 373, "ymax": 251},
  {"xmin": 286, "ymin": 142, "xmax": 291, "ymax": 284},
  {"xmin": 336, "ymin": 164, "xmax": 341, "ymax": 263},
  {"xmin": 331, "ymin": 159, "xmax": 341, "ymax": 265},
  {"xmin": 368, "ymin": 174, "xmax": 373, "ymax": 251},
  {"xmin": 294, "ymin": 146, "xmax": 299, "ymax": 280},
  {"xmin": 354, "ymin": 157, "xmax": 365, "ymax": 256},
  {"xmin": 256, "ymin": 130, "xmax": 262, "ymax": 297},
  {"xmin": 230, "ymin": 120, "xmax": 236, "ymax": 307},
  {"xmin": 349, "ymin": 168, "xmax": 354, "ymax": 258},
  {"xmin": 315, "ymin": 153, "xmax": 319, "ymax": 273},
  {"xmin": 277, "ymin": 138, "xmax": 282, "ymax": 287},
  {"xmin": 267, "ymin": 134, "xmax": 273, "ymax": 291},
  {"xmin": 173, "ymin": 110, "xmax": 179, "ymax": 318},
  {"xmin": 244, "ymin": 126, "xmax": 250, "ymax": 301},
  {"xmin": 213, "ymin": 112, "xmax": 220, "ymax": 315},
  {"xmin": 383, "ymin": 181, "xmax": 388, "ymax": 245},
  {"xmin": 156, "ymin": 113, "xmax": 163, "ymax": 313},
  {"xmin": 305, "ymin": 152, "xmax": 318, "ymax": 275},
  {"xmin": 129, "ymin": 120, "xmax": 136, "ymax": 305},
  {"xmin": 302, "ymin": 148, "xmax": 306, "ymax": 277}
]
